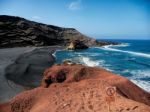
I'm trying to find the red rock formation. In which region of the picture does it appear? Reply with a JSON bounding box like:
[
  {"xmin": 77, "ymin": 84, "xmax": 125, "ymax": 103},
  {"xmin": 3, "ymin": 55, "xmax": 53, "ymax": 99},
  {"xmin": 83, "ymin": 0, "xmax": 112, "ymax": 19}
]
[{"xmin": 0, "ymin": 64, "xmax": 150, "ymax": 112}]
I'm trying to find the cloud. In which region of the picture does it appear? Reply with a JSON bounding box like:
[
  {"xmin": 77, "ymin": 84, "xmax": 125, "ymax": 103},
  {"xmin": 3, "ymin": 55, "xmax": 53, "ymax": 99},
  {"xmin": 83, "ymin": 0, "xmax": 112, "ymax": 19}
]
[
  {"xmin": 32, "ymin": 16, "xmax": 41, "ymax": 20},
  {"xmin": 68, "ymin": 0, "xmax": 82, "ymax": 10}
]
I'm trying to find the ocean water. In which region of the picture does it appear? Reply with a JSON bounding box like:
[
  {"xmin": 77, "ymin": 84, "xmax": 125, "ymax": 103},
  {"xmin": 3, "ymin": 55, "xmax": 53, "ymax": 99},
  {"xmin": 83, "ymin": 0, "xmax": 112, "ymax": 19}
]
[{"xmin": 54, "ymin": 39, "xmax": 150, "ymax": 92}]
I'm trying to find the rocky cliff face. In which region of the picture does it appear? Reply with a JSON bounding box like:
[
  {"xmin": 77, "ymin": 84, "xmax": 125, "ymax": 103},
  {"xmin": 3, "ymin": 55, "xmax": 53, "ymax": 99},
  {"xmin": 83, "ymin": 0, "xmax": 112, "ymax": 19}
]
[{"xmin": 0, "ymin": 15, "xmax": 106, "ymax": 48}]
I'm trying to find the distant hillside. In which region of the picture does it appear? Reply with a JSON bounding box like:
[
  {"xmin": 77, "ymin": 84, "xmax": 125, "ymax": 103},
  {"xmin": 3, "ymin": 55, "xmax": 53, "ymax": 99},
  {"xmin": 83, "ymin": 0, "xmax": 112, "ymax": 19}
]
[{"xmin": 0, "ymin": 15, "xmax": 101, "ymax": 48}]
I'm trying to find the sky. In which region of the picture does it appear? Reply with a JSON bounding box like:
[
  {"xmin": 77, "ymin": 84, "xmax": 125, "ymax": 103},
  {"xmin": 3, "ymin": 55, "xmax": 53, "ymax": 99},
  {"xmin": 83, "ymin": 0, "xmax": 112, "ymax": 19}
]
[{"xmin": 0, "ymin": 0, "xmax": 150, "ymax": 39}]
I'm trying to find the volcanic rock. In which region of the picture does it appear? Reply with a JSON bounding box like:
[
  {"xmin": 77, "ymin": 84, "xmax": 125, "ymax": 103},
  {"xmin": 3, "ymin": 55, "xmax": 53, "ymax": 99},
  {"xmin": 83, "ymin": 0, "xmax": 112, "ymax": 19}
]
[
  {"xmin": 0, "ymin": 15, "xmax": 118, "ymax": 48},
  {"xmin": 66, "ymin": 40, "xmax": 88, "ymax": 50},
  {"xmin": 1, "ymin": 64, "xmax": 150, "ymax": 112},
  {"xmin": 5, "ymin": 46, "xmax": 61, "ymax": 88},
  {"xmin": 41, "ymin": 64, "xmax": 150, "ymax": 106}
]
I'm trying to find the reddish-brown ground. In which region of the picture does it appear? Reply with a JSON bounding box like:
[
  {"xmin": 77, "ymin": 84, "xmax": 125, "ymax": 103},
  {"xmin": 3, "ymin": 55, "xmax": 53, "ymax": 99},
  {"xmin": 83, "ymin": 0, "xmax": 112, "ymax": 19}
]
[{"xmin": 0, "ymin": 64, "xmax": 150, "ymax": 112}]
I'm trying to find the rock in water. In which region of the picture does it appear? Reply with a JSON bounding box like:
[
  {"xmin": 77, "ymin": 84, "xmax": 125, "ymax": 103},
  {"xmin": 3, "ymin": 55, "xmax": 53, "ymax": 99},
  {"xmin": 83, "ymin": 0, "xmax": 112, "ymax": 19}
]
[{"xmin": 66, "ymin": 40, "xmax": 88, "ymax": 50}]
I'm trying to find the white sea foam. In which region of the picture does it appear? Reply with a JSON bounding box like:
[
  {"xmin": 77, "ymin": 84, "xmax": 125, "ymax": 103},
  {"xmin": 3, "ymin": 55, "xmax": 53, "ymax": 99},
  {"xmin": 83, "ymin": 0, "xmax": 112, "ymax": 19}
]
[
  {"xmin": 81, "ymin": 57, "xmax": 150, "ymax": 92},
  {"xmin": 52, "ymin": 49, "xmax": 66, "ymax": 57},
  {"xmin": 130, "ymin": 70, "xmax": 150, "ymax": 78},
  {"xmin": 81, "ymin": 56, "xmax": 150, "ymax": 92},
  {"xmin": 104, "ymin": 68, "xmax": 114, "ymax": 72},
  {"xmin": 80, "ymin": 57, "xmax": 115, "ymax": 72},
  {"xmin": 52, "ymin": 52, "xmax": 56, "ymax": 58},
  {"xmin": 75, "ymin": 52, "xmax": 100, "ymax": 57},
  {"xmin": 130, "ymin": 79, "xmax": 150, "ymax": 92},
  {"xmin": 128, "ymin": 69, "xmax": 150, "ymax": 92},
  {"xmin": 111, "ymin": 43, "xmax": 130, "ymax": 47},
  {"xmin": 81, "ymin": 57, "xmax": 105, "ymax": 67},
  {"xmin": 122, "ymin": 69, "xmax": 130, "ymax": 73},
  {"xmin": 81, "ymin": 57, "xmax": 100, "ymax": 67},
  {"xmin": 101, "ymin": 45, "xmax": 150, "ymax": 58}
]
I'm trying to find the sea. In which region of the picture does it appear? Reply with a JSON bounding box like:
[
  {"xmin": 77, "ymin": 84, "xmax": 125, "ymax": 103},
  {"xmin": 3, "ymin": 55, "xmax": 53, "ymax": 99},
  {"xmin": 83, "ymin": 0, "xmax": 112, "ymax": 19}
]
[{"xmin": 54, "ymin": 39, "xmax": 150, "ymax": 92}]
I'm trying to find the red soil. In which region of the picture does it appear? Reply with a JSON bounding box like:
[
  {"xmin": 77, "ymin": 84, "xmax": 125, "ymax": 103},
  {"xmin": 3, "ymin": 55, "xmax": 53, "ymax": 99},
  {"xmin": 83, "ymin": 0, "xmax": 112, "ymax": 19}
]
[{"xmin": 1, "ymin": 64, "xmax": 150, "ymax": 112}]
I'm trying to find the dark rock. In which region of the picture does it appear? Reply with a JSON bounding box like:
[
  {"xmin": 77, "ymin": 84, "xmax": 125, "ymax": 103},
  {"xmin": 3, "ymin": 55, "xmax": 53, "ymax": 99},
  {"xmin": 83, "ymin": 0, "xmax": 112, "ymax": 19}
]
[
  {"xmin": 66, "ymin": 40, "xmax": 88, "ymax": 50},
  {"xmin": 5, "ymin": 47, "xmax": 60, "ymax": 87},
  {"xmin": 0, "ymin": 15, "xmax": 119, "ymax": 48},
  {"xmin": 0, "ymin": 15, "xmax": 93, "ymax": 48},
  {"xmin": 62, "ymin": 59, "xmax": 77, "ymax": 65},
  {"xmin": 97, "ymin": 40, "xmax": 119, "ymax": 46}
]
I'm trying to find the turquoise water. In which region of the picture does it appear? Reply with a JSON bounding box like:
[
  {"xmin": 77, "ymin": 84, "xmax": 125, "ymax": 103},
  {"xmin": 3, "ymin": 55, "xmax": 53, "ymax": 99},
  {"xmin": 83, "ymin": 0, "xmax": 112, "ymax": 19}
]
[{"xmin": 55, "ymin": 39, "xmax": 150, "ymax": 92}]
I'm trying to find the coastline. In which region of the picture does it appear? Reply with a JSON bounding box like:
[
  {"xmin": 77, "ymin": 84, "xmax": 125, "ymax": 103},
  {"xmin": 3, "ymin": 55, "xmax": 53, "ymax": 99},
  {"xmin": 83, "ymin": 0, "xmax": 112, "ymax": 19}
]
[
  {"xmin": 0, "ymin": 14, "xmax": 149, "ymax": 111},
  {"xmin": 54, "ymin": 42, "xmax": 150, "ymax": 93},
  {"xmin": 0, "ymin": 46, "xmax": 150, "ymax": 112}
]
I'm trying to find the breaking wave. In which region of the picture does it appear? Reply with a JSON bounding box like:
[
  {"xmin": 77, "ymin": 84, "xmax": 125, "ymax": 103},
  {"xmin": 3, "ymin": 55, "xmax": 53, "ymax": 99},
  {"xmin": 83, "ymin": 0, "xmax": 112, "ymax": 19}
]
[
  {"xmin": 81, "ymin": 57, "xmax": 100, "ymax": 67},
  {"xmin": 101, "ymin": 45, "xmax": 150, "ymax": 58},
  {"xmin": 124, "ymin": 69, "xmax": 150, "ymax": 92},
  {"xmin": 55, "ymin": 40, "xmax": 150, "ymax": 92},
  {"xmin": 131, "ymin": 79, "xmax": 150, "ymax": 92}
]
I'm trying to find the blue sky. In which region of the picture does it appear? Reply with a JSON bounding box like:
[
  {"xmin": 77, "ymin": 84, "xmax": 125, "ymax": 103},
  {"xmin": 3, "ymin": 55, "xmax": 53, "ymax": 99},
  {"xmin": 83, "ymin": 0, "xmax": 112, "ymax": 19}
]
[{"xmin": 0, "ymin": 0, "xmax": 150, "ymax": 39}]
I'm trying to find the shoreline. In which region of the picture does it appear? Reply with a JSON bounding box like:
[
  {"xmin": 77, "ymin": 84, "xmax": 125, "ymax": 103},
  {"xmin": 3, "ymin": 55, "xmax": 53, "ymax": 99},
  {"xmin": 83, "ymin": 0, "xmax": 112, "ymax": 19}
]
[
  {"xmin": 53, "ymin": 45, "xmax": 150, "ymax": 93},
  {"xmin": 0, "ymin": 44, "xmax": 149, "ymax": 104}
]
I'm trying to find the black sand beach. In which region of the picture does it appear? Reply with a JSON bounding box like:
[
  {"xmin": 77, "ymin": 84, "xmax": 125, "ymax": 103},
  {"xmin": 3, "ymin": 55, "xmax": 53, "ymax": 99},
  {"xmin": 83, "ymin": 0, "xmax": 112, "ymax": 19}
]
[{"xmin": 0, "ymin": 46, "xmax": 61, "ymax": 103}]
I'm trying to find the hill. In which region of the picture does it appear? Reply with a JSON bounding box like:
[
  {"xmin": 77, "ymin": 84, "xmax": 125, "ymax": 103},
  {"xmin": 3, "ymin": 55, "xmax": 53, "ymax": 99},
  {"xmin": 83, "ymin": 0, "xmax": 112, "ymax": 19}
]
[{"xmin": 0, "ymin": 15, "xmax": 115, "ymax": 48}]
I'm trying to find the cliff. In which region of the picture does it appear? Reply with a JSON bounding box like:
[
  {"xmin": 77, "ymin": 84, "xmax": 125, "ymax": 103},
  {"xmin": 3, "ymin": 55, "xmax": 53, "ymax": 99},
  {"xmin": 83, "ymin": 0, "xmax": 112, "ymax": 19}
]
[
  {"xmin": 0, "ymin": 64, "xmax": 150, "ymax": 112},
  {"xmin": 0, "ymin": 15, "xmax": 115, "ymax": 48}
]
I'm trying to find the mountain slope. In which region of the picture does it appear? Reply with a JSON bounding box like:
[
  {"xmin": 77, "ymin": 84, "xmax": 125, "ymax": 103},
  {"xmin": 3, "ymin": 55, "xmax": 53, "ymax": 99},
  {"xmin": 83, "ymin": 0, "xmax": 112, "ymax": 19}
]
[{"xmin": 0, "ymin": 15, "xmax": 100, "ymax": 48}]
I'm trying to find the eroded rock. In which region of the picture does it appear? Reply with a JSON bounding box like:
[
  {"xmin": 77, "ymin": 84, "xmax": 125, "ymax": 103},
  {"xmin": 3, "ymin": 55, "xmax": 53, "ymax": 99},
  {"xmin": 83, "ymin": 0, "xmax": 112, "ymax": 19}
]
[
  {"xmin": 66, "ymin": 40, "xmax": 88, "ymax": 50},
  {"xmin": 1, "ymin": 64, "xmax": 150, "ymax": 112}
]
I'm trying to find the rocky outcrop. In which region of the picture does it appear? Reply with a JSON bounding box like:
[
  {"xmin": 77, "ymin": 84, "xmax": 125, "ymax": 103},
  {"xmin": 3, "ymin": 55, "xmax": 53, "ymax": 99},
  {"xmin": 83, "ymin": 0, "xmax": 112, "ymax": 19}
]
[
  {"xmin": 41, "ymin": 64, "xmax": 150, "ymax": 106},
  {"xmin": 66, "ymin": 42, "xmax": 75, "ymax": 50},
  {"xmin": 66, "ymin": 40, "xmax": 88, "ymax": 50},
  {"xmin": 0, "ymin": 15, "xmax": 118, "ymax": 48},
  {"xmin": 1, "ymin": 64, "xmax": 150, "ymax": 112}
]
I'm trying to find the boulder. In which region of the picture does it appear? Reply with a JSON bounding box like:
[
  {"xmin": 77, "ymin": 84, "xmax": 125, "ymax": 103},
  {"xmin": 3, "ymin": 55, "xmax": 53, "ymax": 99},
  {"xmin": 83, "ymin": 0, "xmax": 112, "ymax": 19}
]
[
  {"xmin": 62, "ymin": 59, "xmax": 76, "ymax": 65},
  {"xmin": 66, "ymin": 40, "xmax": 88, "ymax": 50}
]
